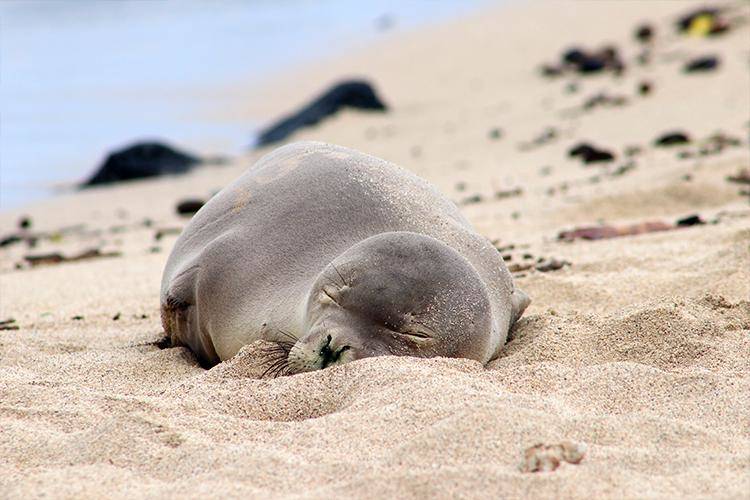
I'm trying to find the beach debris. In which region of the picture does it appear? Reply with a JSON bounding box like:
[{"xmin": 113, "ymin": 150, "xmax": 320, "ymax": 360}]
[
  {"xmin": 654, "ymin": 131, "xmax": 691, "ymax": 147},
  {"xmin": 565, "ymin": 82, "xmax": 579, "ymax": 94},
  {"xmin": 460, "ymin": 194, "xmax": 483, "ymax": 206},
  {"xmin": 568, "ymin": 142, "xmax": 615, "ymax": 164},
  {"xmin": 684, "ymin": 55, "xmax": 720, "ymax": 73},
  {"xmin": 582, "ymin": 92, "xmax": 628, "ymax": 111},
  {"xmin": 488, "ymin": 128, "xmax": 503, "ymax": 140},
  {"xmin": 255, "ymin": 80, "xmax": 387, "ymax": 147},
  {"xmin": 112, "ymin": 312, "xmax": 121, "ymax": 321},
  {"xmin": 706, "ymin": 132, "xmax": 742, "ymax": 149},
  {"xmin": 154, "ymin": 227, "xmax": 182, "ymax": 240},
  {"xmin": 665, "ymin": 131, "xmax": 741, "ymax": 158},
  {"xmin": 18, "ymin": 216, "xmax": 32, "ymax": 229},
  {"xmin": 727, "ymin": 168, "xmax": 750, "ymax": 185},
  {"xmin": 520, "ymin": 441, "xmax": 587, "ymax": 473},
  {"xmin": 72, "ymin": 315, "xmax": 84, "ymax": 321},
  {"xmin": 677, "ymin": 8, "xmax": 730, "ymax": 37},
  {"xmin": 559, "ymin": 221, "xmax": 673, "ymax": 241},
  {"xmin": 507, "ymin": 262, "xmax": 533, "ymax": 273},
  {"xmin": 83, "ymin": 142, "xmax": 202, "ymax": 186},
  {"xmin": 676, "ymin": 214, "xmax": 706, "ymax": 227},
  {"xmin": 519, "ymin": 127, "xmax": 557, "ymax": 151},
  {"xmin": 0, "ymin": 318, "xmax": 19, "ymax": 331},
  {"xmin": 610, "ymin": 162, "xmax": 636, "ymax": 177},
  {"xmin": 637, "ymin": 81, "xmax": 652, "ymax": 96},
  {"xmin": 495, "ymin": 187, "xmax": 523, "ymax": 200},
  {"xmin": 23, "ymin": 248, "xmax": 122, "ymax": 268},
  {"xmin": 535, "ymin": 258, "xmax": 571, "ymax": 273},
  {"xmin": 624, "ymin": 145, "xmax": 643, "ymax": 157},
  {"xmin": 503, "ymin": 251, "xmax": 569, "ymax": 275},
  {"xmin": 634, "ymin": 23, "xmax": 655, "ymax": 43},
  {"xmin": 541, "ymin": 45, "xmax": 624, "ymax": 77},
  {"xmin": 0, "ymin": 234, "xmax": 23, "ymax": 247},
  {"xmin": 176, "ymin": 198, "xmax": 205, "ymax": 216}
]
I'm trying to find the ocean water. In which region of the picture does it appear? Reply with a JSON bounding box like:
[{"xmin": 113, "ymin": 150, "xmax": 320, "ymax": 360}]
[{"xmin": 0, "ymin": 0, "xmax": 490, "ymax": 209}]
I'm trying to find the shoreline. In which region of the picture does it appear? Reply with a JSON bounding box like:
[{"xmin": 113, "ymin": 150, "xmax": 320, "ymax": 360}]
[{"xmin": 0, "ymin": 0, "xmax": 490, "ymax": 210}]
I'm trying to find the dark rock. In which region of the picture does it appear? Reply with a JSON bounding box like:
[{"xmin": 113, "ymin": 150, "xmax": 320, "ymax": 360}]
[
  {"xmin": 684, "ymin": 56, "xmax": 719, "ymax": 73},
  {"xmin": 255, "ymin": 80, "xmax": 387, "ymax": 147},
  {"xmin": 84, "ymin": 142, "xmax": 201, "ymax": 186},
  {"xmin": 635, "ymin": 23, "xmax": 654, "ymax": 43},
  {"xmin": 560, "ymin": 46, "xmax": 624, "ymax": 75},
  {"xmin": 676, "ymin": 214, "xmax": 705, "ymax": 226},
  {"xmin": 0, "ymin": 234, "xmax": 22, "ymax": 247},
  {"xmin": 654, "ymin": 131, "xmax": 690, "ymax": 146},
  {"xmin": 176, "ymin": 199, "xmax": 205, "ymax": 216},
  {"xmin": 568, "ymin": 143, "xmax": 615, "ymax": 164}
]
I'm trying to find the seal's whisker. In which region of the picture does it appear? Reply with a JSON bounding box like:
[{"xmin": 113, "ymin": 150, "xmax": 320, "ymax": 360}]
[
  {"xmin": 276, "ymin": 329, "xmax": 299, "ymax": 343},
  {"xmin": 260, "ymin": 351, "xmax": 292, "ymax": 379}
]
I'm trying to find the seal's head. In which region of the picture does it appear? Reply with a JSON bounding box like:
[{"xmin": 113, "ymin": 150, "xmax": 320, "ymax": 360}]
[{"xmin": 287, "ymin": 232, "xmax": 495, "ymax": 373}]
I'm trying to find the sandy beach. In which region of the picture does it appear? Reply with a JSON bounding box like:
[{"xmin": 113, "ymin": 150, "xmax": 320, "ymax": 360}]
[{"xmin": 1, "ymin": 0, "xmax": 749, "ymax": 498}]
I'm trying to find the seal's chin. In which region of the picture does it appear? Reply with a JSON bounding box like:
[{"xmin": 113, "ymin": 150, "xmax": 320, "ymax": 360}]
[{"xmin": 286, "ymin": 328, "xmax": 362, "ymax": 374}]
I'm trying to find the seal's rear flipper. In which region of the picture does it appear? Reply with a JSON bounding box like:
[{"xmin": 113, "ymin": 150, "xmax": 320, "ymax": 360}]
[{"xmin": 510, "ymin": 288, "xmax": 531, "ymax": 325}]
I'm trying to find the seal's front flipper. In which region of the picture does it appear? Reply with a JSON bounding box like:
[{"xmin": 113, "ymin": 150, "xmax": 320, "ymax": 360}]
[
  {"xmin": 160, "ymin": 265, "xmax": 219, "ymax": 367},
  {"xmin": 510, "ymin": 287, "xmax": 530, "ymax": 325}
]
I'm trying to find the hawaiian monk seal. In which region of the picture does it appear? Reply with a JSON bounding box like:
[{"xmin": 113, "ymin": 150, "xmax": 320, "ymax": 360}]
[{"xmin": 160, "ymin": 141, "xmax": 529, "ymax": 373}]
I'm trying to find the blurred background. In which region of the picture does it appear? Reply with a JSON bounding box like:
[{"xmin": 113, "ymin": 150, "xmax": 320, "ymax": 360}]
[{"xmin": 0, "ymin": 0, "xmax": 490, "ymax": 209}]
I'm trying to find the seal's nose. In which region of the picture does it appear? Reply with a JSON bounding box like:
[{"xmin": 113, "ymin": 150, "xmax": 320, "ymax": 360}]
[{"xmin": 320, "ymin": 334, "xmax": 351, "ymax": 368}]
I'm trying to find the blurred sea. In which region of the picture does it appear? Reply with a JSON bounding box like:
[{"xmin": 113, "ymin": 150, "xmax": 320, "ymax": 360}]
[{"xmin": 0, "ymin": 0, "xmax": 490, "ymax": 209}]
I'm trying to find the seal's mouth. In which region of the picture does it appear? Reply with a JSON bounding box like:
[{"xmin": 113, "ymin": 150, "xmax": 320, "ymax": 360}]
[
  {"xmin": 318, "ymin": 334, "xmax": 351, "ymax": 368},
  {"xmin": 259, "ymin": 329, "xmax": 355, "ymax": 377},
  {"xmin": 286, "ymin": 331, "xmax": 355, "ymax": 374}
]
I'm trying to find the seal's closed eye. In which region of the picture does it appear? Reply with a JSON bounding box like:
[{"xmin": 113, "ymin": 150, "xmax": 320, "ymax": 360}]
[{"xmin": 320, "ymin": 285, "xmax": 340, "ymax": 305}]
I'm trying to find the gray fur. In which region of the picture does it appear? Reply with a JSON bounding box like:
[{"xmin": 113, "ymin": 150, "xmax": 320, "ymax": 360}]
[{"xmin": 160, "ymin": 141, "xmax": 529, "ymax": 370}]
